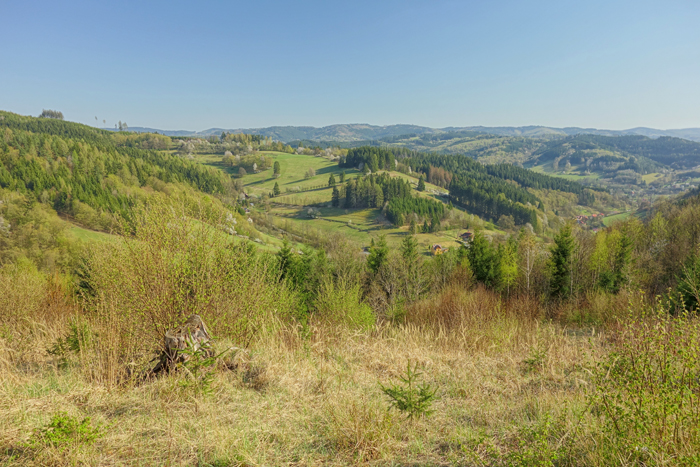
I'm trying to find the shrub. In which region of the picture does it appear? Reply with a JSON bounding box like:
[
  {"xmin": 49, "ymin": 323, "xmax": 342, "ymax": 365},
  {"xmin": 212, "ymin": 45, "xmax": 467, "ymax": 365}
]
[
  {"xmin": 76, "ymin": 198, "xmax": 298, "ymax": 384},
  {"xmin": 177, "ymin": 346, "xmax": 230, "ymax": 396},
  {"xmin": 313, "ymin": 278, "xmax": 375, "ymax": 330},
  {"xmin": 590, "ymin": 301, "xmax": 700, "ymax": 463},
  {"xmin": 505, "ymin": 412, "xmax": 572, "ymax": 467},
  {"xmin": 47, "ymin": 318, "xmax": 94, "ymax": 360},
  {"xmin": 28, "ymin": 412, "xmax": 102, "ymax": 451}
]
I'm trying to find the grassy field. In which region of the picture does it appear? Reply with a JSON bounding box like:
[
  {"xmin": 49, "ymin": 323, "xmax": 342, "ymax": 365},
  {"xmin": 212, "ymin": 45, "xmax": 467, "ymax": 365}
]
[
  {"xmin": 238, "ymin": 152, "xmax": 360, "ymax": 198},
  {"xmin": 529, "ymin": 164, "xmax": 601, "ymax": 182},
  {"xmin": 219, "ymin": 152, "xmax": 478, "ymax": 250},
  {"xmin": 188, "ymin": 151, "xmax": 506, "ymax": 251},
  {"xmin": 67, "ymin": 224, "xmax": 119, "ymax": 243},
  {"xmin": 0, "ymin": 318, "xmax": 601, "ymax": 466},
  {"xmin": 603, "ymin": 211, "xmax": 631, "ymax": 226},
  {"xmin": 642, "ymin": 172, "xmax": 662, "ymax": 183},
  {"xmin": 0, "ymin": 273, "xmax": 616, "ymax": 466},
  {"xmin": 270, "ymin": 204, "xmax": 482, "ymax": 252}
]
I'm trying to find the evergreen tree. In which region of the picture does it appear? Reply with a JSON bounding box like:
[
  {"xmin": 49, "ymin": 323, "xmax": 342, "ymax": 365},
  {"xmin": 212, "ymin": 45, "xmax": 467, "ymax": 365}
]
[
  {"xmin": 328, "ymin": 173, "xmax": 336, "ymax": 186},
  {"xmin": 273, "ymin": 182, "xmax": 281, "ymax": 197},
  {"xmin": 401, "ymin": 235, "xmax": 419, "ymax": 266},
  {"xmin": 429, "ymin": 213, "xmax": 440, "ymax": 233},
  {"xmin": 367, "ymin": 235, "xmax": 389, "ymax": 274},
  {"xmin": 340, "ymin": 171, "xmax": 346, "ymax": 183},
  {"xmin": 331, "ymin": 186, "xmax": 340, "ymax": 207},
  {"xmin": 550, "ymin": 224, "xmax": 576, "ymax": 298},
  {"xmin": 372, "ymin": 184, "xmax": 384, "ymax": 207},
  {"xmin": 417, "ymin": 175, "xmax": 426, "ymax": 192},
  {"xmin": 273, "ymin": 161, "xmax": 281, "ymax": 177},
  {"xmin": 467, "ymin": 231, "xmax": 497, "ymax": 286},
  {"xmin": 422, "ymin": 220, "xmax": 429, "ymax": 233},
  {"xmin": 344, "ymin": 180, "xmax": 354, "ymax": 208},
  {"xmin": 277, "ymin": 239, "xmax": 295, "ymax": 280},
  {"xmin": 612, "ymin": 231, "xmax": 632, "ymax": 292},
  {"xmin": 409, "ymin": 218, "xmax": 417, "ymax": 235}
]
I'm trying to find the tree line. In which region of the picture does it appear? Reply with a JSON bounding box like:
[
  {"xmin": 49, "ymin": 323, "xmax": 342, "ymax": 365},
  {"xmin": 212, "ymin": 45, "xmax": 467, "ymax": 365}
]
[
  {"xmin": 331, "ymin": 145, "xmax": 600, "ymax": 227},
  {"xmin": 331, "ymin": 173, "xmax": 446, "ymax": 227}
]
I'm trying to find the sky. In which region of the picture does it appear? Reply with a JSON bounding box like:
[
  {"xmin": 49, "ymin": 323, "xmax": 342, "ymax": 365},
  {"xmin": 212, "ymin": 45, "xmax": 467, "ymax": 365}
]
[{"xmin": 1, "ymin": 0, "xmax": 699, "ymax": 131}]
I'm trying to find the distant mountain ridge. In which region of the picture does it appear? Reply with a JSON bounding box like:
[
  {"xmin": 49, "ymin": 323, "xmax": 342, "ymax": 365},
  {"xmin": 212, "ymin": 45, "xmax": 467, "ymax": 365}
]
[{"xmin": 106, "ymin": 124, "xmax": 700, "ymax": 143}]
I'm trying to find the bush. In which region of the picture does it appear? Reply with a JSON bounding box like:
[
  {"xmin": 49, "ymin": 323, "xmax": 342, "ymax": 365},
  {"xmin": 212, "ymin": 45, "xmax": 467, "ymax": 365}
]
[
  {"xmin": 47, "ymin": 318, "xmax": 94, "ymax": 360},
  {"xmin": 313, "ymin": 278, "xmax": 375, "ymax": 330},
  {"xmin": 28, "ymin": 412, "xmax": 102, "ymax": 451},
  {"xmin": 590, "ymin": 301, "xmax": 700, "ymax": 464},
  {"xmin": 77, "ymin": 198, "xmax": 298, "ymax": 384}
]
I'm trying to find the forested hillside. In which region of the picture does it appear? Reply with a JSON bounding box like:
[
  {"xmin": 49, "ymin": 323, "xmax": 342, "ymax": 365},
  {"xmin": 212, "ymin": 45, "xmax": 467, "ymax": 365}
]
[
  {"xmin": 336, "ymin": 146, "xmax": 602, "ymax": 230},
  {"xmin": 331, "ymin": 131, "xmax": 700, "ymax": 170},
  {"xmin": 0, "ymin": 111, "xmax": 232, "ymax": 231},
  {"xmin": 295, "ymin": 132, "xmax": 700, "ymax": 213},
  {"xmin": 533, "ymin": 134, "xmax": 700, "ymax": 169}
]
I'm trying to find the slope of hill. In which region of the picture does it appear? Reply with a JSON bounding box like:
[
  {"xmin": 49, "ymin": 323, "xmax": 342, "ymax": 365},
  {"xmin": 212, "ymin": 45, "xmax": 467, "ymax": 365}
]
[{"xmin": 0, "ymin": 111, "xmax": 266, "ymax": 265}]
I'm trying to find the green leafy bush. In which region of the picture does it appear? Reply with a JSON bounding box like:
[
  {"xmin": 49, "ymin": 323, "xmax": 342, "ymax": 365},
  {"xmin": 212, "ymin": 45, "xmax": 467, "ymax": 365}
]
[
  {"xmin": 590, "ymin": 302, "xmax": 700, "ymax": 464},
  {"xmin": 178, "ymin": 346, "xmax": 231, "ymax": 396},
  {"xmin": 28, "ymin": 412, "xmax": 102, "ymax": 450},
  {"xmin": 505, "ymin": 413, "xmax": 571, "ymax": 467},
  {"xmin": 313, "ymin": 278, "xmax": 375, "ymax": 330}
]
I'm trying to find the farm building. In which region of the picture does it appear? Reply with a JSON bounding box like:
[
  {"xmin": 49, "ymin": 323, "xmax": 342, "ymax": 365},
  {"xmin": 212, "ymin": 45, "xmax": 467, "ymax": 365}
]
[
  {"xmin": 431, "ymin": 244, "xmax": 445, "ymax": 255},
  {"xmin": 459, "ymin": 231, "xmax": 473, "ymax": 242}
]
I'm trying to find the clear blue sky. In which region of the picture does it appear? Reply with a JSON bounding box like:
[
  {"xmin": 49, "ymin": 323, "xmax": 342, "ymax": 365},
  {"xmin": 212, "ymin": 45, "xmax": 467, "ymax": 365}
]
[{"xmin": 2, "ymin": 0, "xmax": 699, "ymax": 130}]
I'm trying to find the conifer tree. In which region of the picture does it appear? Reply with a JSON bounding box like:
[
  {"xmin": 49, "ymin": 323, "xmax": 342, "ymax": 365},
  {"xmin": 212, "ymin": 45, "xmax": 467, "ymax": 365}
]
[
  {"xmin": 277, "ymin": 239, "xmax": 295, "ymax": 280},
  {"xmin": 409, "ymin": 218, "xmax": 417, "ymax": 235},
  {"xmin": 273, "ymin": 182, "xmax": 280, "ymax": 197},
  {"xmin": 367, "ymin": 235, "xmax": 389, "ymax": 274},
  {"xmin": 331, "ymin": 186, "xmax": 340, "ymax": 207},
  {"xmin": 273, "ymin": 161, "xmax": 281, "ymax": 177},
  {"xmin": 467, "ymin": 231, "xmax": 497, "ymax": 286},
  {"xmin": 401, "ymin": 235, "xmax": 419, "ymax": 266},
  {"xmin": 430, "ymin": 213, "xmax": 440, "ymax": 232},
  {"xmin": 550, "ymin": 224, "xmax": 576, "ymax": 298},
  {"xmin": 340, "ymin": 171, "xmax": 346, "ymax": 183},
  {"xmin": 612, "ymin": 230, "xmax": 632, "ymax": 293},
  {"xmin": 328, "ymin": 173, "xmax": 336, "ymax": 186},
  {"xmin": 417, "ymin": 175, "xmax": 426, "ymax": 192},
  {"xmin": 344, "ymin": 180, "xmax": 354, "ymax": 208}
]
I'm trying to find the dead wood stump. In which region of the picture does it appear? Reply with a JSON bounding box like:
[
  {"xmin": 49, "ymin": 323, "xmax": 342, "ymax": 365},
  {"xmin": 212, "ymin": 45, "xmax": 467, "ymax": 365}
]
[{"xmin": 150, "ymin": 314, "xmax": 213, "ymax": 376}]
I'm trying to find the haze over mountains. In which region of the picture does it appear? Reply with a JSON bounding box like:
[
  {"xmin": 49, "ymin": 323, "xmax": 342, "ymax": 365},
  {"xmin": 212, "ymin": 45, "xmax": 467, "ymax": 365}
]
[{"xmin": 109, "ymin": 123, "xmax": 700, "ymax": 143}]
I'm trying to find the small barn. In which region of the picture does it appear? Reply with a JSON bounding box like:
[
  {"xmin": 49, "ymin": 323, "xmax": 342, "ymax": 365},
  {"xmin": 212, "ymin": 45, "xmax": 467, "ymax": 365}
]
[{"xmin": 459, "ymin": 231, "xmax": 473, "ymax": 243}]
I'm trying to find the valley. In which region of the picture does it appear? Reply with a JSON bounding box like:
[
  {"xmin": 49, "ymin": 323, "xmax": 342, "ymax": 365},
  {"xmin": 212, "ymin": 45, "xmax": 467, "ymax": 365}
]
[{"xmin": 3, "ymin": 111, "xmax": 700, "ymax": 466}]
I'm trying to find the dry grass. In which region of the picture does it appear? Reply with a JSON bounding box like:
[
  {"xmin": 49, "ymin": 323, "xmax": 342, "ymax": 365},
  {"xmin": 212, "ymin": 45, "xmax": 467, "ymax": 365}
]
[
  {"xmin": 0, "ymin": 273, "xmax": 607, "ymax": 466},
  {"xmin": 4, "ymin": 209, "xmax": 695, "ymax": 465}
]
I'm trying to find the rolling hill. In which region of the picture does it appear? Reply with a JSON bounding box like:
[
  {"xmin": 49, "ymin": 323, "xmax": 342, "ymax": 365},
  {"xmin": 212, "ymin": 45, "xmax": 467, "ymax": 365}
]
[{"xmin": 107, "ymin": 124, "xmax": 700, "ymax": 142}]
